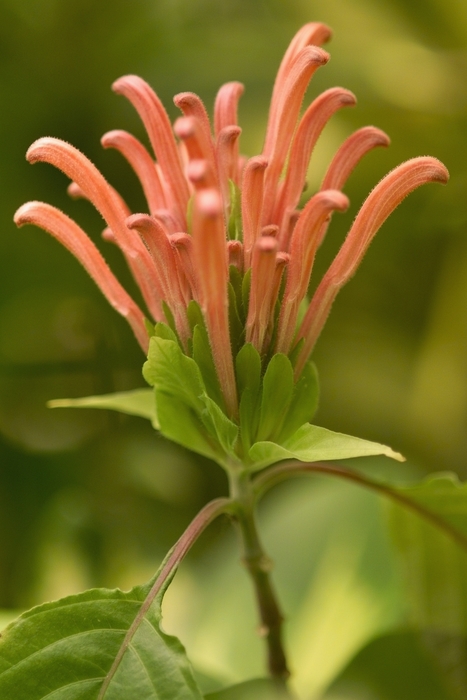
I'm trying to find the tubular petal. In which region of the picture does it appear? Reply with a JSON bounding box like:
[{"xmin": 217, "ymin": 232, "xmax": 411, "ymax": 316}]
[
  {"xmin": 127, "ymin": 213, "xmax": 191, "ymax": 346},
  {"xmin": 26, "ymin": 137, "xmax": 164, "ymax": 322},
  {"xmin": 242, "ymin": 156, "xmax": 268, "ymax": 268},
  {"xmin": 246, "ymin": 236, "xmax": 279, "ymax": 353},
  {"xmin": 276, "ymin": 190, "xmax": 349, "ymax": 354},
  {"xmin": 174, "ymin": 92, "xmax": 213, "ymax": 146},
  {"xmin": 321, "ymin": 126, "xmax": 391, "ymax": 191},
  {"xmin": 295, "ymin": 157, "xmax": 449, "ymax": 375},
  {"xmin": 14, "ymin": 201, "xmax": 149, "ymax": 351},
  {"xmin": 112, "ymin": 75, "xmax": 190, "ymax": 228},
  {"xmin": 268, "ymin": 23, "xmax": 332, "ymax": 140},
  {"xmin": 186, "ymin": 158, "xmax": 217, "ymax": 190},
  {"xmin": 101, "ymin": 129, "xmax": 166, "ymax": 214},
  {"xmin": 214, "ymin": 81, "xmax": 244, "ymax": 137},
  {"xmin": 216, "ymin": 125, "xmax": 242, "ymax": 204},
  {"xmin": 273, "ymin": 87, "xmax": 356, "ymax": 227},
  {"xmin": 262, "ymin": 46, "xmax": 330, "ymax": 218},
  {"xmin": 174, "ymin": 115, "xmax": 217, "ymax": 173},
  {"xmin": 192, "ymin": 189, "xmax": 238, "ymax": 418}
]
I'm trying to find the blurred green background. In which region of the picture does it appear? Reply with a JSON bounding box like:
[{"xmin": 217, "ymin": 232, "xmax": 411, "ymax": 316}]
[{"xmin": 0, "ymin": 0, "xmax": 466, "ymax": 696}]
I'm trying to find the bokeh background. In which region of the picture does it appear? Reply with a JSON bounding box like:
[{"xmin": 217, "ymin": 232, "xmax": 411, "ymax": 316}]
[{"xmin": 0, "ymin": 0, "xmax": 466, "ymax": 697}]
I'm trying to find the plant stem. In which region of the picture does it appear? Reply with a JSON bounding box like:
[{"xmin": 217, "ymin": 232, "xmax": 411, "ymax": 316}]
[{"xmin": 229, "ymin": 469, "xmax": 290, "ymax": 681}]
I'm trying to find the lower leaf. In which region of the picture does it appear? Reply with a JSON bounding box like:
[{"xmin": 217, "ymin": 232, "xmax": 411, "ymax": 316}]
[
  {"xmin": 249, "ymin": 423, "xmax": 404, "ymax": 471},
  {"xmin": 0, "ymin": 570, "xmax": 203, "ymax": 700}
]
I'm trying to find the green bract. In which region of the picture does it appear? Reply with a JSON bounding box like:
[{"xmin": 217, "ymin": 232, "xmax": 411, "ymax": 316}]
[{"xmin": 55, "ymin": 320, "xmax": 403, "ymax": 472}]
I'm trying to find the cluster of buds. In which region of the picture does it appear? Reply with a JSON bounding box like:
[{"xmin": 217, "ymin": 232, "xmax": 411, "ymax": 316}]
[{"xmin": 15, "ymin": 23, "xmax": 448, "ymax": 429}]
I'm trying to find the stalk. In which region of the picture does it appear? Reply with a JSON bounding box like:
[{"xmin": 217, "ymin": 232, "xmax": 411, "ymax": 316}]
[{"xmin": 229, "ymin": 469, "xmax": 290, "ymax": 681}]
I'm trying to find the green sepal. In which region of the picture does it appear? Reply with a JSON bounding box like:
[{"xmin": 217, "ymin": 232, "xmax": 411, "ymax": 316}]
[
  {"xmin": 228, "ymin": 281, "xmax": 245, "ymax": 356},
  {"xmin": 229, "ymin": 265, "xmax": 245, "ymax": 322},
  {"xmin": 241, "ymin": 268, "xmax": 251, "ymax": 316},
  {"xmin": 155, "ymin": 389, "xmax": 222, "ymax": 463},
  {"xmin": 228, "ymin": 179, "xmax": 242, "ymax": 241},
  {"xmin": 236, "ymin": 343, "xmax": 261, "ymax": 396},
  {"xmin": 144, "ymin": 317, "xmax": 156, "ymax": 338},
  {"xmin": 256, "ymin": 353, "xmax": 294, "ymax": 442},
  {"xmin": 48, "ymin": 388, "xmax": 159, "ymax": 429},
  {"xmin": 144, "ymin": 335, "xmax": 237, "ymax": 467},
  {"xmin": 236, "ymin": 344, "xmax": 262, "ymax": 453},
  {"xmin": 199, "ymin": 394, "xmax": 239, "ymax": 458},
  {"xmin": 187, "ymin": 299, "xmax": 205, "ymax": 334},
  {"xmin": 161, "ymin": 301, "xmax": 181, "ymax": 344},
  {"xmin": 143, "ymin": 336, "xmax": 205, "ymax": 415},
  {"xmin": 193, "ymin": 324, "xmax": 225, "ymax": 411},
  {"xmin": 288, "ymin": 336, "xmax": 305, "ymax": 369},
  {"xmin": 276, "ymin": 360, "xmax": 319, "ymax": 443},
  {"xmin": 249, "ymin": 423, "xmax": 405, "ymax": 472},
  {"xmin": 154, "ymin": 321, "xmax": 178, "ymax": 343}
]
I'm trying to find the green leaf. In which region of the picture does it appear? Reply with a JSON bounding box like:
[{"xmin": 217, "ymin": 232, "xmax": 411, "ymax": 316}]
[
  {"xmin": 205, "ymin": 678, "xmax": 293, "ymax": 699},
  {"xmin": 387, "ymin": 474, "xmax": 467, "ymax": 697},
  {"xmin": 0, "ymin": 569, "xmax": 203, "ymax": 699},
  {"xmin": 48, "ymin": 388, "xmax": 159, "ymax": 429},
  {"xmin": 249, "ymin": 423, "xmax": 404, "ymax": 471},
  {"xmin": 276, "ymin": 361, "xmax": 319, "ymax": 444},
  {"xmin": 256, "ymin": 354, "xmax": 294, "ymax": 442}
]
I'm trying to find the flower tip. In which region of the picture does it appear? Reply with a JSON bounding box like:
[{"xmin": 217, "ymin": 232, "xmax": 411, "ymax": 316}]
[
  {"xmin": 427, "ymin": 157, "xmax": 449, "ymax": 184},
  {"xmin": 25, "ymin": 136, "xmax": 57, "ymax": 163},
  {"xmin": 14, "ymin": 201, "xmax": 36, "ymax": 227},
  {"xmin": 196, "ymin": 188, "xmax": 223, "ymax": 217},
  {"xmin": 111, "ymin": 75, "xmax": 138, "ymax": 94},
  {"xmin": 367, "ymin": 127, "xmax": 391, "ymax": 148},
  {"xmin": 319, "ymin": 189, "xmax": 350, "ymax": 213},
  {"xmin": 302, "ymin": 45, "xmax": 330, "ymax": 67},
  {"xmin": 173, "ymin": 116, "xmax": 195, "ymax": 139},
  {"xmin": 125, "ymin": 212, "xmax": 151, "ymax": 231}
]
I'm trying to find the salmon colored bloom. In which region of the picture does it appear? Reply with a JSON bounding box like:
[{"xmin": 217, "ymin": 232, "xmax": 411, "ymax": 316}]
[{"xmin": 15, "ymin": 22, "xmax": 448, "ymax": 422}]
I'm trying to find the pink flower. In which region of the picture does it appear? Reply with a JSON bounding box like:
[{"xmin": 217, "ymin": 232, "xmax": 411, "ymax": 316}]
[{"xmin": 15, "ymin": 22, "xmax": 448, "ymax": 421}]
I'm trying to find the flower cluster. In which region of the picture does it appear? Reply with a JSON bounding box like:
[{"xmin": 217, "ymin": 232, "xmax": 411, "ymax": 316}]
[{"xmin": 15, "ymin": 23, "xmax": 448, "ymax": 467}]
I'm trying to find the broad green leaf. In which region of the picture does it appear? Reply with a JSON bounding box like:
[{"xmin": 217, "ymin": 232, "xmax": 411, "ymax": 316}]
[
  {"xmin": 0, "ymin": 569, "xmax": 203, "ymax": 700},
  {"xmin": 155, "ymin": 389, "xmax": 222, "ymax": 463},
  {"xmin": 49, "ymin": 388, "xmax": 159, "ymax": 429},
  {"xmin": 276, "ymin": 361, "xmax": 319, "ymax": 444},
  {"xmin": 387, "ymin": 474, "xmax": 467, "ymax": 697},
  {"xmin": 143, "ymin": 336, "xmax": 205, "ymax": 414},
  {"xmin": 249, "ymin": 423, "xmax": 404, "ymax": 471},
  {"xmin": 256, "ymin": 354, "xmax": 294, "ymax": 442},
  {"xmin": 323, "ymin": 630, "xmax": 454, "ymax": 700},
  {"xmin": 205, "ymin": 678, "xmax": 293, "ymax": 699}
]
